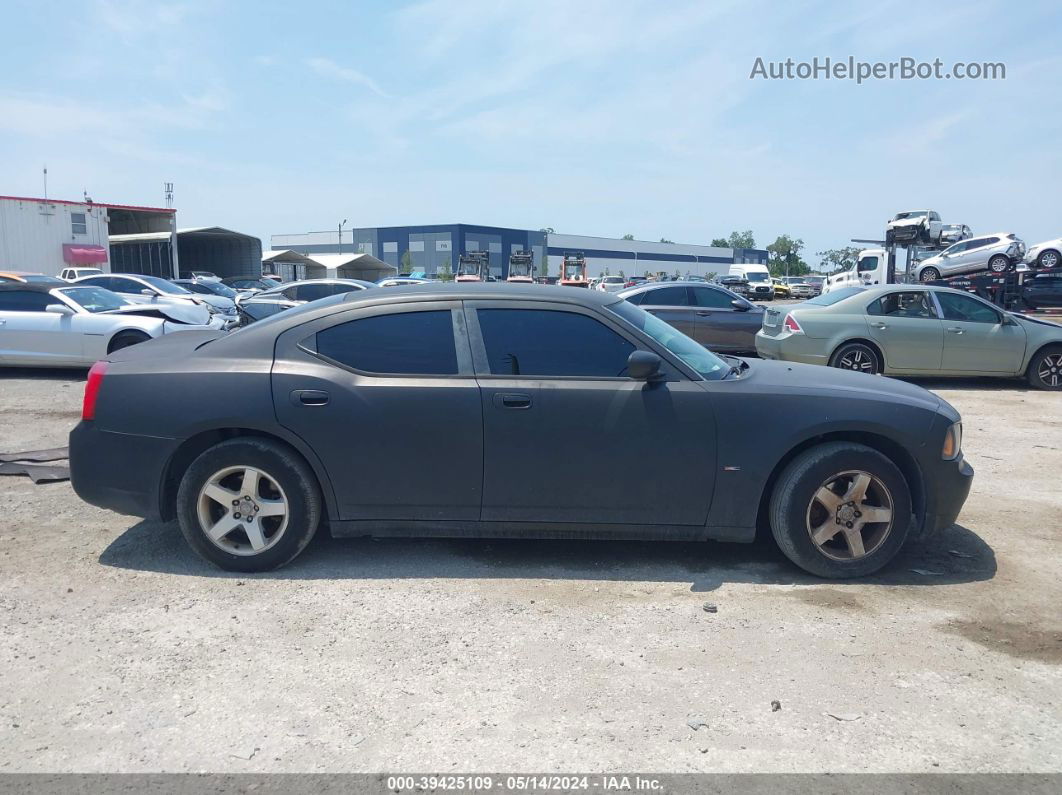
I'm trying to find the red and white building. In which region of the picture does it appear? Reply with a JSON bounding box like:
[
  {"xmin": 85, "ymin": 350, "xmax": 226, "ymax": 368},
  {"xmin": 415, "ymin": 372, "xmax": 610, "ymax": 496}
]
[{"xmin": 0, "ymin": 194, "xmax": 177, "ymax": 277}]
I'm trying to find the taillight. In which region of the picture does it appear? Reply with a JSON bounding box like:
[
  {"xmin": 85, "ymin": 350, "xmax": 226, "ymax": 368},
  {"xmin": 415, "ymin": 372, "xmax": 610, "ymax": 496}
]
[
  {"xmin": 82, "ymin": 360, "xmax": 108, "ymax": 421},
  {"xmin": 783, "ymin": 314, "xmax": 804, "ymax": 334}
]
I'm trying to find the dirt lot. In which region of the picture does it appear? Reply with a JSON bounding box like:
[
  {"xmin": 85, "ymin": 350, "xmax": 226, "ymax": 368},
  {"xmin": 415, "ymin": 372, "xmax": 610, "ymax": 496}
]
[{"xmin": 0, "ymin": 367, "xmax": 1060, "ymax": 773}]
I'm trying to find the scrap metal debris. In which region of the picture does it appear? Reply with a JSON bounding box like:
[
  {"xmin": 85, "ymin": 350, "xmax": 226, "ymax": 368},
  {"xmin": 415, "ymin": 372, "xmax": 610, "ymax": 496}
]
[{"xmin": 0, "ymin": 447, "xmax": 70, "ymax": 483}]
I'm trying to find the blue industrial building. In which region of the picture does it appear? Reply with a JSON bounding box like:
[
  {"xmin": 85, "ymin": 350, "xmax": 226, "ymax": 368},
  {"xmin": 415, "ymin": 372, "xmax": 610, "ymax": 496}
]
[{"xmin": 272, "ymin": 225, "xmax": 767, "ymax": 280}]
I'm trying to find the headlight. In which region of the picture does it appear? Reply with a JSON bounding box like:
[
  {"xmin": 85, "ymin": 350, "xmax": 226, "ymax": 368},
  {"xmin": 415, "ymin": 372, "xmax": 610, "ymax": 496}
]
[{"xmin": 942, "ymin": 422, "xmax": 962, "ymax": 460}]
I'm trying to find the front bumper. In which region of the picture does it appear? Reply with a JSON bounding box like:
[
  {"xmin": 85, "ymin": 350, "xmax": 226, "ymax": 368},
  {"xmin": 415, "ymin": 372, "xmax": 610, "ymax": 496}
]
[
  {"xmin": 70, "ymin": 422, "xmax": 177, "ymax": 520},
  {"xmin": 921, "ymin": 455, "xmax": 974, "ymax": 537},
  {"xmin": 750, "ymin": 285, "xmax": 773, "ymax": 299}
]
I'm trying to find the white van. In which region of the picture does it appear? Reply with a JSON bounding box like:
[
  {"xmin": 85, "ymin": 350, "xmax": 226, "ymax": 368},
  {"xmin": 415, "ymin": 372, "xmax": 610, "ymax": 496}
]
[{"xmin": 729, "ymin": 263, "xmax": 773, "ymax": 301}]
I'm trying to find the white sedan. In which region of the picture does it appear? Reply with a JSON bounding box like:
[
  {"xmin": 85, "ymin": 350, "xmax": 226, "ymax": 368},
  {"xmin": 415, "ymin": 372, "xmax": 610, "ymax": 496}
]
[
  {"xmin": 595, "ymin": 275, "xmax": 628, "ymax": 293},
  {"xmin": 0, "ymin": 283, "xmax": 225, "ymax": 368}
]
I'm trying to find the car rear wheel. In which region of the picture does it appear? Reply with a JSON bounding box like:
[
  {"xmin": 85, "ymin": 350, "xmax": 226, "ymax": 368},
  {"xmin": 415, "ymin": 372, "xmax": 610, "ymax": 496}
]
[
  {"xmin": 1027, "ymin": 346, "xmax": 1062, "ymax": 390},
  {"xmin": 919, "ymin": 267, "xmax": 940, "ymax": 282},
  {"xmin": 176, "ymin": 438, "xmax": 321, "ymax": 572},
  {"xmin": 988, "ymin": 255, "xmax": 1011, "ymax": 274},
  {"xmin": 1037, "ymin": 249, "xmax": 1060, "ymax": 270},
  {"xmin": 769, "ymin": 442, "xmax": 912, "ymax": 578},
  {"xmin": 829, "ymin": 342, "xmax": 881, "ymax": 375},
  {"xmin": 107, "ymin": 330, "xmax": 151, "ymax": 353}
]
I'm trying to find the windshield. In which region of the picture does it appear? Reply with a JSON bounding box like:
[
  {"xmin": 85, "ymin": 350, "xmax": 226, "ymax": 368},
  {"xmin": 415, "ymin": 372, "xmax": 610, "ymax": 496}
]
[
  {"xmin": 745, "ymin": 272, "xmax": 769, "ymax": 282},
  {"xmin": 607, "ymin": 300, "xmax": 727, "ymax": 380},
  {"xmin": 806, "ymin": 286, "xmax": 866, "ymax": 306},
  {"xmin": 139, "ymin": 275, "xmax": 191, "ymax": 294},
  {"xmin": 893, "ymin": 211, "xmax": 925, "ymax": 220},
  {"xmin": 199, "ymin": 281, "xmax": 237, "ymax": 298},
  {"xmin": 58, "ymin": 286, "xmax": 128, "ymax": 313}
]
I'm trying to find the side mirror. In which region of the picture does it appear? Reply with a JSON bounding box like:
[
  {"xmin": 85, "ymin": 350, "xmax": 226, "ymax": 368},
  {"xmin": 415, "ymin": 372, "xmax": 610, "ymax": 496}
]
[
  {"xmin": 731, "ymin": 299, "xmax": 750, "ymax": 311},
  {"xmin": 140, "ymin": 288, "xmax": 155, "ymax": 296},
  {"xmin": 46, "ymin": 303, "xmax": 74, "ymax": 316},
  {"xmin": 627, "ymin": 350, "xmax": 664, "ymax": 381}
]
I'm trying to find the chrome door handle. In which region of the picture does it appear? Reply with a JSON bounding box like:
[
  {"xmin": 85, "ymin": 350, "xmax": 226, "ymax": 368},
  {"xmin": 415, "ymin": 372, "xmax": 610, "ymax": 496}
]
[
  {"xmin": 871, "ymin": 322, "xmax": 887, "ymax": 329},
  {"xmin": 946, "ymin": 327, "xmax": 964, "ymax": 334}
]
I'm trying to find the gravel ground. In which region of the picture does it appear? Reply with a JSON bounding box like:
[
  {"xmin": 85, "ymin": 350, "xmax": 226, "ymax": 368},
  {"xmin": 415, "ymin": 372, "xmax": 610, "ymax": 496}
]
[{"xmin": 0, "ymin": 366, "xmax": 1060, "ymax": 773}]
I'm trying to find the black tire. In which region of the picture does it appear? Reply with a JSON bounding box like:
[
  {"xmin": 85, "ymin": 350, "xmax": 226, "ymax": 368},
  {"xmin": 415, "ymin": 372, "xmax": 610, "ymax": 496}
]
[
  {"xmin": 988, "ymin": 255, "xmax": 1011, "ymax": 274},
  {"xmin": 769, "ymin": 442, "xmax": 913, "ymax": 578},
  {"xmin": 107, "ymin": 330, "xmax": 150, "ymax": 353},
  {"xmin": 1027, "ymin": 345, "xmax": 1062, "ymax": 391},
  {"xmin": 919, "ymin": 267, "xmax": 940, "ymax": 282},
  {"xmin": 175, "ymin": 438, "xmax": 322, "ymax": 572},
  {"xmin": 829, "ymin": 341, "xmax": 881, "ymax": 374},
  {"xmin": 1037, "ymin": 249, "xmax": 1061, "ymax": 270}
]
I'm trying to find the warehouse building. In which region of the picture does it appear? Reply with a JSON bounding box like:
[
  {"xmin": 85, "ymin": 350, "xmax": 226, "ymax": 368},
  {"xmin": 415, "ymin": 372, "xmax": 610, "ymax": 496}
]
[{"xmin": 273, "ymin": 224, "xmax": 766, "ymax": 280}]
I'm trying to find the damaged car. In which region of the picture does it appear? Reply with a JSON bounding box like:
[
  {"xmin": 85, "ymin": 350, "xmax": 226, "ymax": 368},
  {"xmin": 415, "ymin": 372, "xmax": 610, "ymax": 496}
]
[
  {"xmin": 0, "ymin": 283, "xmax": 226, "ymax": 367},
  {"xmin": 885, "ymin": 210, "xmax": 943, "ymax": 246}
]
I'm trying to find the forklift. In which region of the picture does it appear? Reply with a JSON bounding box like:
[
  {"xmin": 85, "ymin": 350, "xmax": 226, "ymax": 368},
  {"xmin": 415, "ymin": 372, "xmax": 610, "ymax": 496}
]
[
  {"xmin": 559, "ymin": 251, "xmax": 589, "ymax": 288},
  {"xmin": 507, "ymin": 250, "xmax": 534, "ymax": 283},
  {"xmin": 456, "ymin": 251, "xmax": 488, "ymax": 283}
]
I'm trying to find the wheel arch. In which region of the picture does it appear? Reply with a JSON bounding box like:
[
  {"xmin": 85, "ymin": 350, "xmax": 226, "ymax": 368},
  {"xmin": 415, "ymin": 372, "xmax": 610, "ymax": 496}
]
[
  {"xmin": 105, "ymin": 327, "xmax": 154, "ymax": 353},
  {"xmin": 754, "ymin": 430, "xmax": 926, "ymax": 541},
  {"xmin": 158, "ymin": 427, "xmax": 337, "ymax": 523},
  {"xmin": 1025, "ymin": 340, "xmax": 1062, "ymax": 376}
]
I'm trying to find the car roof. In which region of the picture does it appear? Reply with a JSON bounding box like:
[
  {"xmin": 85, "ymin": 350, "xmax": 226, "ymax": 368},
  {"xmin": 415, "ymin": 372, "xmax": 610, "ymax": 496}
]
[
  {"xmin": 0, "ymin": 282, "xmax": 61, "ymax": 293},
  {"xmin": 266, "ymin": 277, "xmax": 376, "ymax": 289}
]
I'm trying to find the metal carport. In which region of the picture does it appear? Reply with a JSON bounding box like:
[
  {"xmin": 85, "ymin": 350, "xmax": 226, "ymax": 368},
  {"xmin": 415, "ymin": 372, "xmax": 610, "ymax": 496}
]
[
  {"xmin": 108, "ymin": 227, "xmax": 263, "ymax": 279},
  {"xmin": 263, "ymin": 249, "xmax": 326, "ymax": 282},
  {"xmin": 309, "ymin": 253, "xmax": 397, "ymax": 281}
]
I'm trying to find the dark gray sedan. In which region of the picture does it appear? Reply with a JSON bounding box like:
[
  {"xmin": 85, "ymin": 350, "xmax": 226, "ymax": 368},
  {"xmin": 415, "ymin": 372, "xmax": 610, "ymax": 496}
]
[
  {"xmin": 617, "ymin": 281, "xmax": 764, "ymax": 354},
  {"xmin": 70, "ymin": 284, "xmax": 972, "ymax": 579}
]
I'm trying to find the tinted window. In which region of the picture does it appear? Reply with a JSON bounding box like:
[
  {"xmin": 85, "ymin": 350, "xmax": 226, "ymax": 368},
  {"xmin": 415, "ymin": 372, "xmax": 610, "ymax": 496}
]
[
  {"xmin": 77, "ymin": 276, "xmax": 114, "ymax": 290},
  {"xmin": 641, "ymin": 286, "xmax": 688, "ymax": 306},
  {"xmin": 936, "ymin": 292, "xmax": 1001, "ymax": 323},
  {"xmin": 867, "ymin": 291, "xmax": 937, "ymax": 318},
  {"xmin": 0, "ymin": 291, "xmax": 56, "ymax": 311},
  {"xmin": 624, "ymin": 292, "xmax": 645, "ymax": 305},
  {"xmin": 690, "ymin": 287, "xmax": 733, "ymax": 308},
  {"xmin": 857, "ymin": 256, "xmax": 879, "ymax": 273},
  {"xmin": 294, "ymin": 284, "xmax": 335, "ymax": 302},
  {"xmin": 980, "ymin": 237, "xmax": 1000, "ymax": 247},
  {"xmin": 317, "ymin": 310, "xmax": 458, "ymax": 375},
  {"xmin": 109, "ymin": 277, "xmax": 143, "ymax": 293},
  {"xmin": 477, "ymin": 309, "xmax": 635, "ymax": 377}
]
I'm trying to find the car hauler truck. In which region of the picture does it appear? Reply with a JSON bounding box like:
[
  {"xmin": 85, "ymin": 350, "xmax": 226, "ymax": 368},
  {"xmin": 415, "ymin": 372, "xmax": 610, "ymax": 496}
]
[
  {"xmin": 456, "ymin": 251, "xmax": 488, "ymax": 283},
  {"xmin": 824, "ymin": 243, "xmax": 1036, "ymax": 311},
  {"xmin": 507, "ymin": 250, "xmax": 534, "ymax": 283},
  {"xmin": 559, "ymin": 252, "xmax": 589, "ymax": 288}
]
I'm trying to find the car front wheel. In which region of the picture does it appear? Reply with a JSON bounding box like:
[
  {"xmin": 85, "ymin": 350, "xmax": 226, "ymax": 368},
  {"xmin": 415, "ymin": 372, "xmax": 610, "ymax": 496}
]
[
  {"xmin": 769, "ymin": 442, "xmax": 913, "ymax": 578},
  {"xmin": 829, "ymin": 342, "xmax": 881, "ymax": 374},
  {"xmin": 176, "ymin": 438, "xmax": 322, "ymax": 572},
  {"xmin": 1028, "ymin": 346, "xmax": 1062, "ymax": 390},
  {"xmin": 1037, "ymin": 249, "xmax": 1060, "ymax": 270}
]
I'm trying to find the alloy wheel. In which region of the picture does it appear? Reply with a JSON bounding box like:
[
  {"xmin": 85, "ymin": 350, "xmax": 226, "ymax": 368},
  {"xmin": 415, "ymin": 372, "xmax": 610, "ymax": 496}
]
[
  {"xmin": 805, "ymin": 470, "xmax": 894, "ymax": 561},
  {"xmin": 838, "ymin": 348, "xmax": 876, "ymax": 373},
  {"xmin": 1041, "ymin": 251, "xmax": 1060, "ymax": 269},
  {"xmin": 1038, "ymin": 353, "xmax": 1062, "ymax": 388},
  {"xmin": 196, "ymin": 465, "xmax": 289, "ymax": 556}
]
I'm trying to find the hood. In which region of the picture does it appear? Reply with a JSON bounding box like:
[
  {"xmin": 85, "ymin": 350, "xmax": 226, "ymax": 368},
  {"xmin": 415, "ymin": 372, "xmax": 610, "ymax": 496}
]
[
  {"xmin": 104, "ymin": 303, "xmax": 212, "ymax": 325},
  {"xmin": 743, "ymin": 358, "xmax": 943, "ymax": 413},
  {"xmin": 889, "ymin": 216, "xmax": 926, "ymax": 227},
  {"xmin": 919, "ymin": 252, "xmax": 944, "ymax": 267},
  {"xmin": 1012, "ymin": 312, "xmax": 1062, "ymax": 331},
  {"xmin": 197, "ymin": 294, "xmax": 236, "ymax": 310}
]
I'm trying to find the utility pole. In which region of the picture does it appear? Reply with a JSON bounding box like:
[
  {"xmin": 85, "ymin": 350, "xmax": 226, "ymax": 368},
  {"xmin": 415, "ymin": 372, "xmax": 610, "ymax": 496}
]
[{"xmin": 339, "ymin": 219, "xmax": 348, "ymax": 256}]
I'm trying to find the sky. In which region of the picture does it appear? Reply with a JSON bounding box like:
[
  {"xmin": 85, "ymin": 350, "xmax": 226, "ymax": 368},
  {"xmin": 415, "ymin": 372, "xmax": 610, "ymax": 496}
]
[{"xmin": 1, "ymin": 0, "xmax": 1060, "ymax": 264}]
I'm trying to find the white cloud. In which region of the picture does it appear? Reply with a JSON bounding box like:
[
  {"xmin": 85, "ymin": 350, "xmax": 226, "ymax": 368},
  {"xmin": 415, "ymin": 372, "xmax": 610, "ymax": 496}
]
[{"xmin": 306, "ymin": 57, "xmax": 389, "ymax": 98}]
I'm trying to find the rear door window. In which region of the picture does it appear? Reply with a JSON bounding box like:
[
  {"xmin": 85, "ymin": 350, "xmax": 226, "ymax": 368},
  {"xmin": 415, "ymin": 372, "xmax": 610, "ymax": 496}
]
[
  {"xmin": 476, "ymin": 308, "xmax": 635, "ymax": 377},
  {"xmin": 316, "ymin": 310, "xmax": 458, "ymax": 375},
  {"xmin": 867, "ymin": 291, "xmax": 937, "ymax": 318},
  {"xmin": 640, "ymin": 286, "xmax": 688, "ymax": 306}
]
